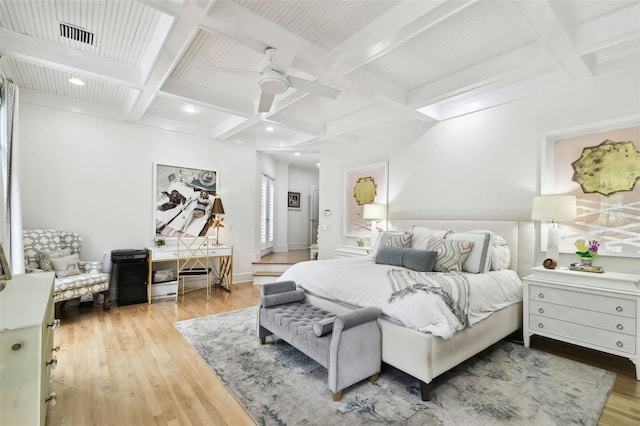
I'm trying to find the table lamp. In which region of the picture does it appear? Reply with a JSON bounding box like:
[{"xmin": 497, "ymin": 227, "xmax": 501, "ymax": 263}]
[
  {"xmin": 211, "ymin": 194, "xmax": 225, "ymax": 245},
  {"xmin": 362, "ymin": 203, "xmax": 386, "ymax": 246},
  {"xmin": 531, "ymin": 195, "xmax": 576, "ymax": 265}
]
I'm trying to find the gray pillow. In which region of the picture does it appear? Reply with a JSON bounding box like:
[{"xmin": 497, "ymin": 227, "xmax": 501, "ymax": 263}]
[
  {"xmin": 402, "ymin": 249, "xmax": 437, "ymax": 272},
  {"xmin": 376, "ymin": 247, "xmax": 437, "ymax": 272},
  {"xmin": 312, "ymin": 317, "xmax": 335, "ymax": 337},
  {"xmin": 375, "ymin": 247, "xmax": 405, "ymax": 266}
]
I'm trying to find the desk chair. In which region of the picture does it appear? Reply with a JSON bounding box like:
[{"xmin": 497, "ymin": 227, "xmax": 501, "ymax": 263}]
[{"xmin": 176, "ymin": 237, "xmax": 212, "ymax": 301}]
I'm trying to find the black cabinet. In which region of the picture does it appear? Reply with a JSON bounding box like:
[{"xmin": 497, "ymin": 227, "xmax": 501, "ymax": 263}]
[{"xmin": 111, "ymin": 249, "xmax": 148, "ymax": 306}]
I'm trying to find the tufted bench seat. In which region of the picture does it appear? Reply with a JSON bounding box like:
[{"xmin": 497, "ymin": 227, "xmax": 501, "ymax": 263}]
[{"xmin": 257, "ymin": 281, "xmax": 381, "ymax": 401}]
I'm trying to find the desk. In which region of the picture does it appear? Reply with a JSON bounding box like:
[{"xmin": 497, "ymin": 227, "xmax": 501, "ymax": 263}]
[{"xmin": 146, "ymin": 244, "xmax": 233, "ymax": 303}]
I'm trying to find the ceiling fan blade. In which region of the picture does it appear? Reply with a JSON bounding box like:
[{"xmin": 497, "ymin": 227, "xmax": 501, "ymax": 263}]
[
  {"xmin": 288, "ymin": 76, "xmax": 340, "ymax": 100},
  {"xmin": 270, "ymin": 39, "xmax": 301, "ymax": 72},
  {"xmin": 196, "ymin": 65, "xmax": 258, "ymax": 78},
  {"xmin": 258, "ymin": 92, "xmax": 276, "ymax": 113}
]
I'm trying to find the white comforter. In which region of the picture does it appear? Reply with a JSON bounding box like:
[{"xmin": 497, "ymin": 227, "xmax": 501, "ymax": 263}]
[{"xmin": 278, "ymin": 256, "xmax": 523, "ymax": 340}]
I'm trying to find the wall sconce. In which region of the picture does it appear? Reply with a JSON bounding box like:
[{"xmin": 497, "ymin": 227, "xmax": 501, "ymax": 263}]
[{"xmin": 531, "ymin": 195, "xmax": 576, "ymax": 265}]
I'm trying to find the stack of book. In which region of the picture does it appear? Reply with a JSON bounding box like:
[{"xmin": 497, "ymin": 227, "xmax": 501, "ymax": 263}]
[{"xmin": 569, "ymin": 263, "xmax": 604, "ymax": 273}]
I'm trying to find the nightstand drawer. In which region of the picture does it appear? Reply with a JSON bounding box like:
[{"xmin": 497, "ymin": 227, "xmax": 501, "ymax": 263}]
[
  {"xmin": 530, "ymin": 300, "xmax": 636, "ymax": 336},
  {"xmin": 530, "ymin": 314, "xmax": 636, "ymax": 354},
  {"xmin": 529, "ymin": 284, "xmax": 636, "ymax": 318}
]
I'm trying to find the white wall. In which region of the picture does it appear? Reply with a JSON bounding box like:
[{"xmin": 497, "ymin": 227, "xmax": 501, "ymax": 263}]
[
  {"xmin": 18, "ymin": 104, "xmax": 258, "ymax": 283},
  {"xmin": 287, "ymin": 165, "xmax": 319, "ymax": 250},
  {"xmin": 318, "ymin": 68, "xmax": 640, "ymax": 274}
]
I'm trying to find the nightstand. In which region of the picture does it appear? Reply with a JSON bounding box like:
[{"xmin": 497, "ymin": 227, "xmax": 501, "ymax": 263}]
[
  {"xmin": 333, "ymin": 246, "xmax": 372, "ymax": 259},
  {"xmin": 523, "ymin": 266, "xmax": 640, "ymax": 380}
]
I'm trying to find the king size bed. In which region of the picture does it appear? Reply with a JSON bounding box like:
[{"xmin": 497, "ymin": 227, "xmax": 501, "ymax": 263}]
[{"xmin": 278, "ymin": 219, "xmax": 533, "ymax": 400}]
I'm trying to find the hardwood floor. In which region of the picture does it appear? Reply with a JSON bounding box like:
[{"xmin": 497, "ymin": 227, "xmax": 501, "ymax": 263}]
[
  {"xmin": 46, "ymin": 284, "xmax": 262, "ymax": 426},
  {"xmin": 46, "ymin": 255, "xmax": 639, "ymax": 425}
]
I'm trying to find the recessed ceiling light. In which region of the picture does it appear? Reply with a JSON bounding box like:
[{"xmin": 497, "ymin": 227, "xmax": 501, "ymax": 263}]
[
  {"xmin": 265, "ymin": 126, "xmax": 275, "ymax": 132},
  {"xmin": 182, "ymin": 105, "xmax": 198, "ymax": 114},
  {"xmin": 68, "ymin": 77, "xmax": 85, "ymax": 86},
  {"xmin": 316, "ymin": 163, "xmax": 320, "ymax": 168},
  {"xmin": 294, "ymin": 152, "xmax": 301, "ymax": 156}
]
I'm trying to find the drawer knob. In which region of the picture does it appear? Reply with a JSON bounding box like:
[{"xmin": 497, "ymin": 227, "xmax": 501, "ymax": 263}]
[
  {"xmin": 47, "ymin": 319, "xmax": 61, "ymax": 329},
  {"xmin": 538, "ymin": 308, "xmax": 544, "ymax": 314},
  {"xmin": 46, "ymin": 392, "xmax": 57, "ymax": 406},
  {"xmin": 46, "ymin": 357, "xmax": 58, "ymax": 369},
  {"xmin": 616, "ymin": 306, "xmax": 623, "ymax": 312},
  {"xmin": 616, "ymin": 341, "xmax": 623, "ymax": 348},
  {"xmin": 616, "ymin": 324, "xmax": 623, "ymax": 330},
  {"xmin": 538, "ymin": 293, "xmax": 544, "ymax": 299},
  {"xmin": 11, "ymin": 343, "xmax": 22, "ymax": 351},
  {"xmin": 538, "ymin": 323, "xmax": 544, "ymax": 328}
]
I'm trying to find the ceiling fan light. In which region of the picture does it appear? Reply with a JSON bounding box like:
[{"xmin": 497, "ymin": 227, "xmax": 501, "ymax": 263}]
[{"xmin": 259, "ymin": 69, "xmax": 289, "ymax": 95}]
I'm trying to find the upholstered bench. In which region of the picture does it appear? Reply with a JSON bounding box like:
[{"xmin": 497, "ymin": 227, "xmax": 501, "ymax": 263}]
[{"xmin": 257, "ymin": 281, "xmax": 382, "ymax": 401}]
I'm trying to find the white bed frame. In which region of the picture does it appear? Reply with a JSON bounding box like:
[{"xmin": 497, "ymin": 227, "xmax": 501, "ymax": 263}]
[{"xmin": 306, "ymin": 219, "xmax": 534, "ymax": 400}]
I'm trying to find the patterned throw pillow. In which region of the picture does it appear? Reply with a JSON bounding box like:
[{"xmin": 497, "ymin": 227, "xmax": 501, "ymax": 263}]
[
  {"xmin": 374, "ymin": 231, "xmax": 412, "ymax": 255},
  {"xmin": 50, "ymin": 254, "xmax": 81, "ymax": 278},
  {"xmin": 38, "ymin": 248, "xmax": 72, "ymax": 271},
  {"xmin": 427, "ymin": 236, "xmax": 474, "ymax": 273}
]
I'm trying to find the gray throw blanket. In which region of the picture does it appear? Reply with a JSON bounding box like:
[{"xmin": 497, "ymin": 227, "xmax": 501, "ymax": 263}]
[{"xmin": 387, "ymin": 269, "xmax": 470, "ymax": 329}]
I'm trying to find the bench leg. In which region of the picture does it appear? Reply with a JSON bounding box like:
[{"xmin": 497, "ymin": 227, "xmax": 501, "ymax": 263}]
[
  {"xmin": 259, "ymin": 337, "xmax": 266, "ymax": 344},
  {"xmin": 100, "ymin": 290, "xmax": 110, "ymax": 311},
  {"xmin": 368, "ymin": 373, "xmax": 379, "ymax": 383},
  {"xmin": 420, "ymin": 380, "xmax": 438, "ymax": 401},
  {"xmin": 54, "ymin": 301, "xmax": 65, "ymax": 318},
  {"xmin": 331, "ymin": 391, "xmax": 342, "ymax": 401}
]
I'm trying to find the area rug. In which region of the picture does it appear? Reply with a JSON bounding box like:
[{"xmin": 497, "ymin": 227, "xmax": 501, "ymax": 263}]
[{"xmin": 175, "ymin": 307, "xmax": 615, "ymax": 426}]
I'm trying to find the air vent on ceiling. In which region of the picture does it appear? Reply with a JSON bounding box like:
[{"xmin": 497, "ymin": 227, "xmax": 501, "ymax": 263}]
[{"xmin": 59, "ymin": 22, "xmax": 94, "ymax": 45}]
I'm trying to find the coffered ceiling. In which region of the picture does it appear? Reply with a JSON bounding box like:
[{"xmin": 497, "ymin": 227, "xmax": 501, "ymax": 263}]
[{"xmin": 1, "ymin": 0, "xmax": 638, "ymax": 168}]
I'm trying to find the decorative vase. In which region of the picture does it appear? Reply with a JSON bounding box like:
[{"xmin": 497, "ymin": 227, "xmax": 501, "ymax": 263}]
[{"xmin": 580, "ymin": 258, "xmax": 593, "ymax": 267}]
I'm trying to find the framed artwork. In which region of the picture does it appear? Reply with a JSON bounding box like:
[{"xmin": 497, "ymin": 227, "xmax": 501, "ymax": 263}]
[
  {"xmin": 288, "ymin": 191, "xmax": 301, "ymax": 209},
  {"xmin": 542, "ymin": 115, "xmax": 640, "ymax": 258},
  {"xmin": 344, "ymin": 162, "xmax": 388, "ymax": 237},
  {"xmin": 153, "ymin": 163, "xmax": 218, "ymax": 238},
  {"xmin": 0, "ymin": 244, "xmax": 11, "ymax": 281}
]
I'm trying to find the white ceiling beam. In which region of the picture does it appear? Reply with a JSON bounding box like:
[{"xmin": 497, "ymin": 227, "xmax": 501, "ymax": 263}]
[
  {"xmin": 408, "ymin": 41, "xmax": 557, "ymax": 107},
  {"xmin": 329, "ymin": 0, "xmax": 474, "ymax": 75},
  {"xmin": 19, "ymin": 89, "xmax": 129, "ymax": 121},
  {"xmin": 126, "ymin": 1, "xmax": 207, "ymax": 121},
  {"xmin": 512, "ymin": 0, "xmax": 593, "ymax": 81},
  {"xmin": 575, "ymin": 2, "xmax": 640, "ymax": 54},
  {"xmin": 419, "ymin": 66, "xmax": 569, "ymax": 121},
  {"xmin": 161, "ymin": 77, "xmax": 255, "ymax": 116},
  {"xmin": 0, "ymin": 30, "xmax": 143, "ymax": 86}
]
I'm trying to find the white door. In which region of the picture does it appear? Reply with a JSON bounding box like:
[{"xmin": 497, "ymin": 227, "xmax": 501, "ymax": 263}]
[
  {"xmin": 260, "ymin": 174, "xmax": 275, "ymax": 255},
  {"xmin": 310, "ymin": 186, "xmax": 319, "ymax": 246}
]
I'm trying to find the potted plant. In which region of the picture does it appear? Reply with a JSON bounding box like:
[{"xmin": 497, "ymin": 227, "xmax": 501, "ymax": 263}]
[{"xmin": 574, "ymin": 239, "xmax": 599, "ymax": 266}]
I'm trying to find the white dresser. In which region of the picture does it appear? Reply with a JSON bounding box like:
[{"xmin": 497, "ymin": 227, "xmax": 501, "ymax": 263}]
[
  {"xmin": 0, "ymin": 272, "xmax": 58, "ymax": 426},
  {"xmin": 333, "ymin": 246, "xmax": 372, "ymax": 259},
  {"xmin": 523, "ymin": 266, "xmax": 640, "ymax": 380}
]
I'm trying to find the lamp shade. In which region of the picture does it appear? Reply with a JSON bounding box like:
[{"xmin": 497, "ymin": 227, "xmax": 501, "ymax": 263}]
[
  {"xmin": 362, "ymin": 203, "xmax": 386, "ymax": 220},
  {"xmin": 212, "ymin": 197, "xmax": 225, "ymax": 215},
  {"xmin": 531, "ymin": 195, "xmax": 576, "ymax": 221}
]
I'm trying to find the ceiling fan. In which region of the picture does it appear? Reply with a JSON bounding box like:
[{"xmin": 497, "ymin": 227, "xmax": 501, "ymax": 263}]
[
  {"xmin": 256, "ymin": 47, "xmax": 340, "ymax": 112},
  {"xmin": 208, "ymin": 47, "xmax": 341, "ymax": 113}
]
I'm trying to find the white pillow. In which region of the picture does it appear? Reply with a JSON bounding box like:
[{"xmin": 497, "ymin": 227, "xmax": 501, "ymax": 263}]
[
  {"xmin": 469, "ymin": 229, "xmax": 511, "ymax": 270},
  {"xmin": 446, "ymin": 231, "xmax": 492, "ymax": 273},
  {"xmin": 410, "ymin": 226, "xmax": 450, "ymax": 250},
  {"xmin": 50, "ymin": 253, "xmax": 81, "ymax": 278}
]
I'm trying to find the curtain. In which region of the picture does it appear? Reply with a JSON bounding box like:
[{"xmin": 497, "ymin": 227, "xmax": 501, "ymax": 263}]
[{"xmin": 0, "ymin": 80, "xmax": 24, "ymax": 274}]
